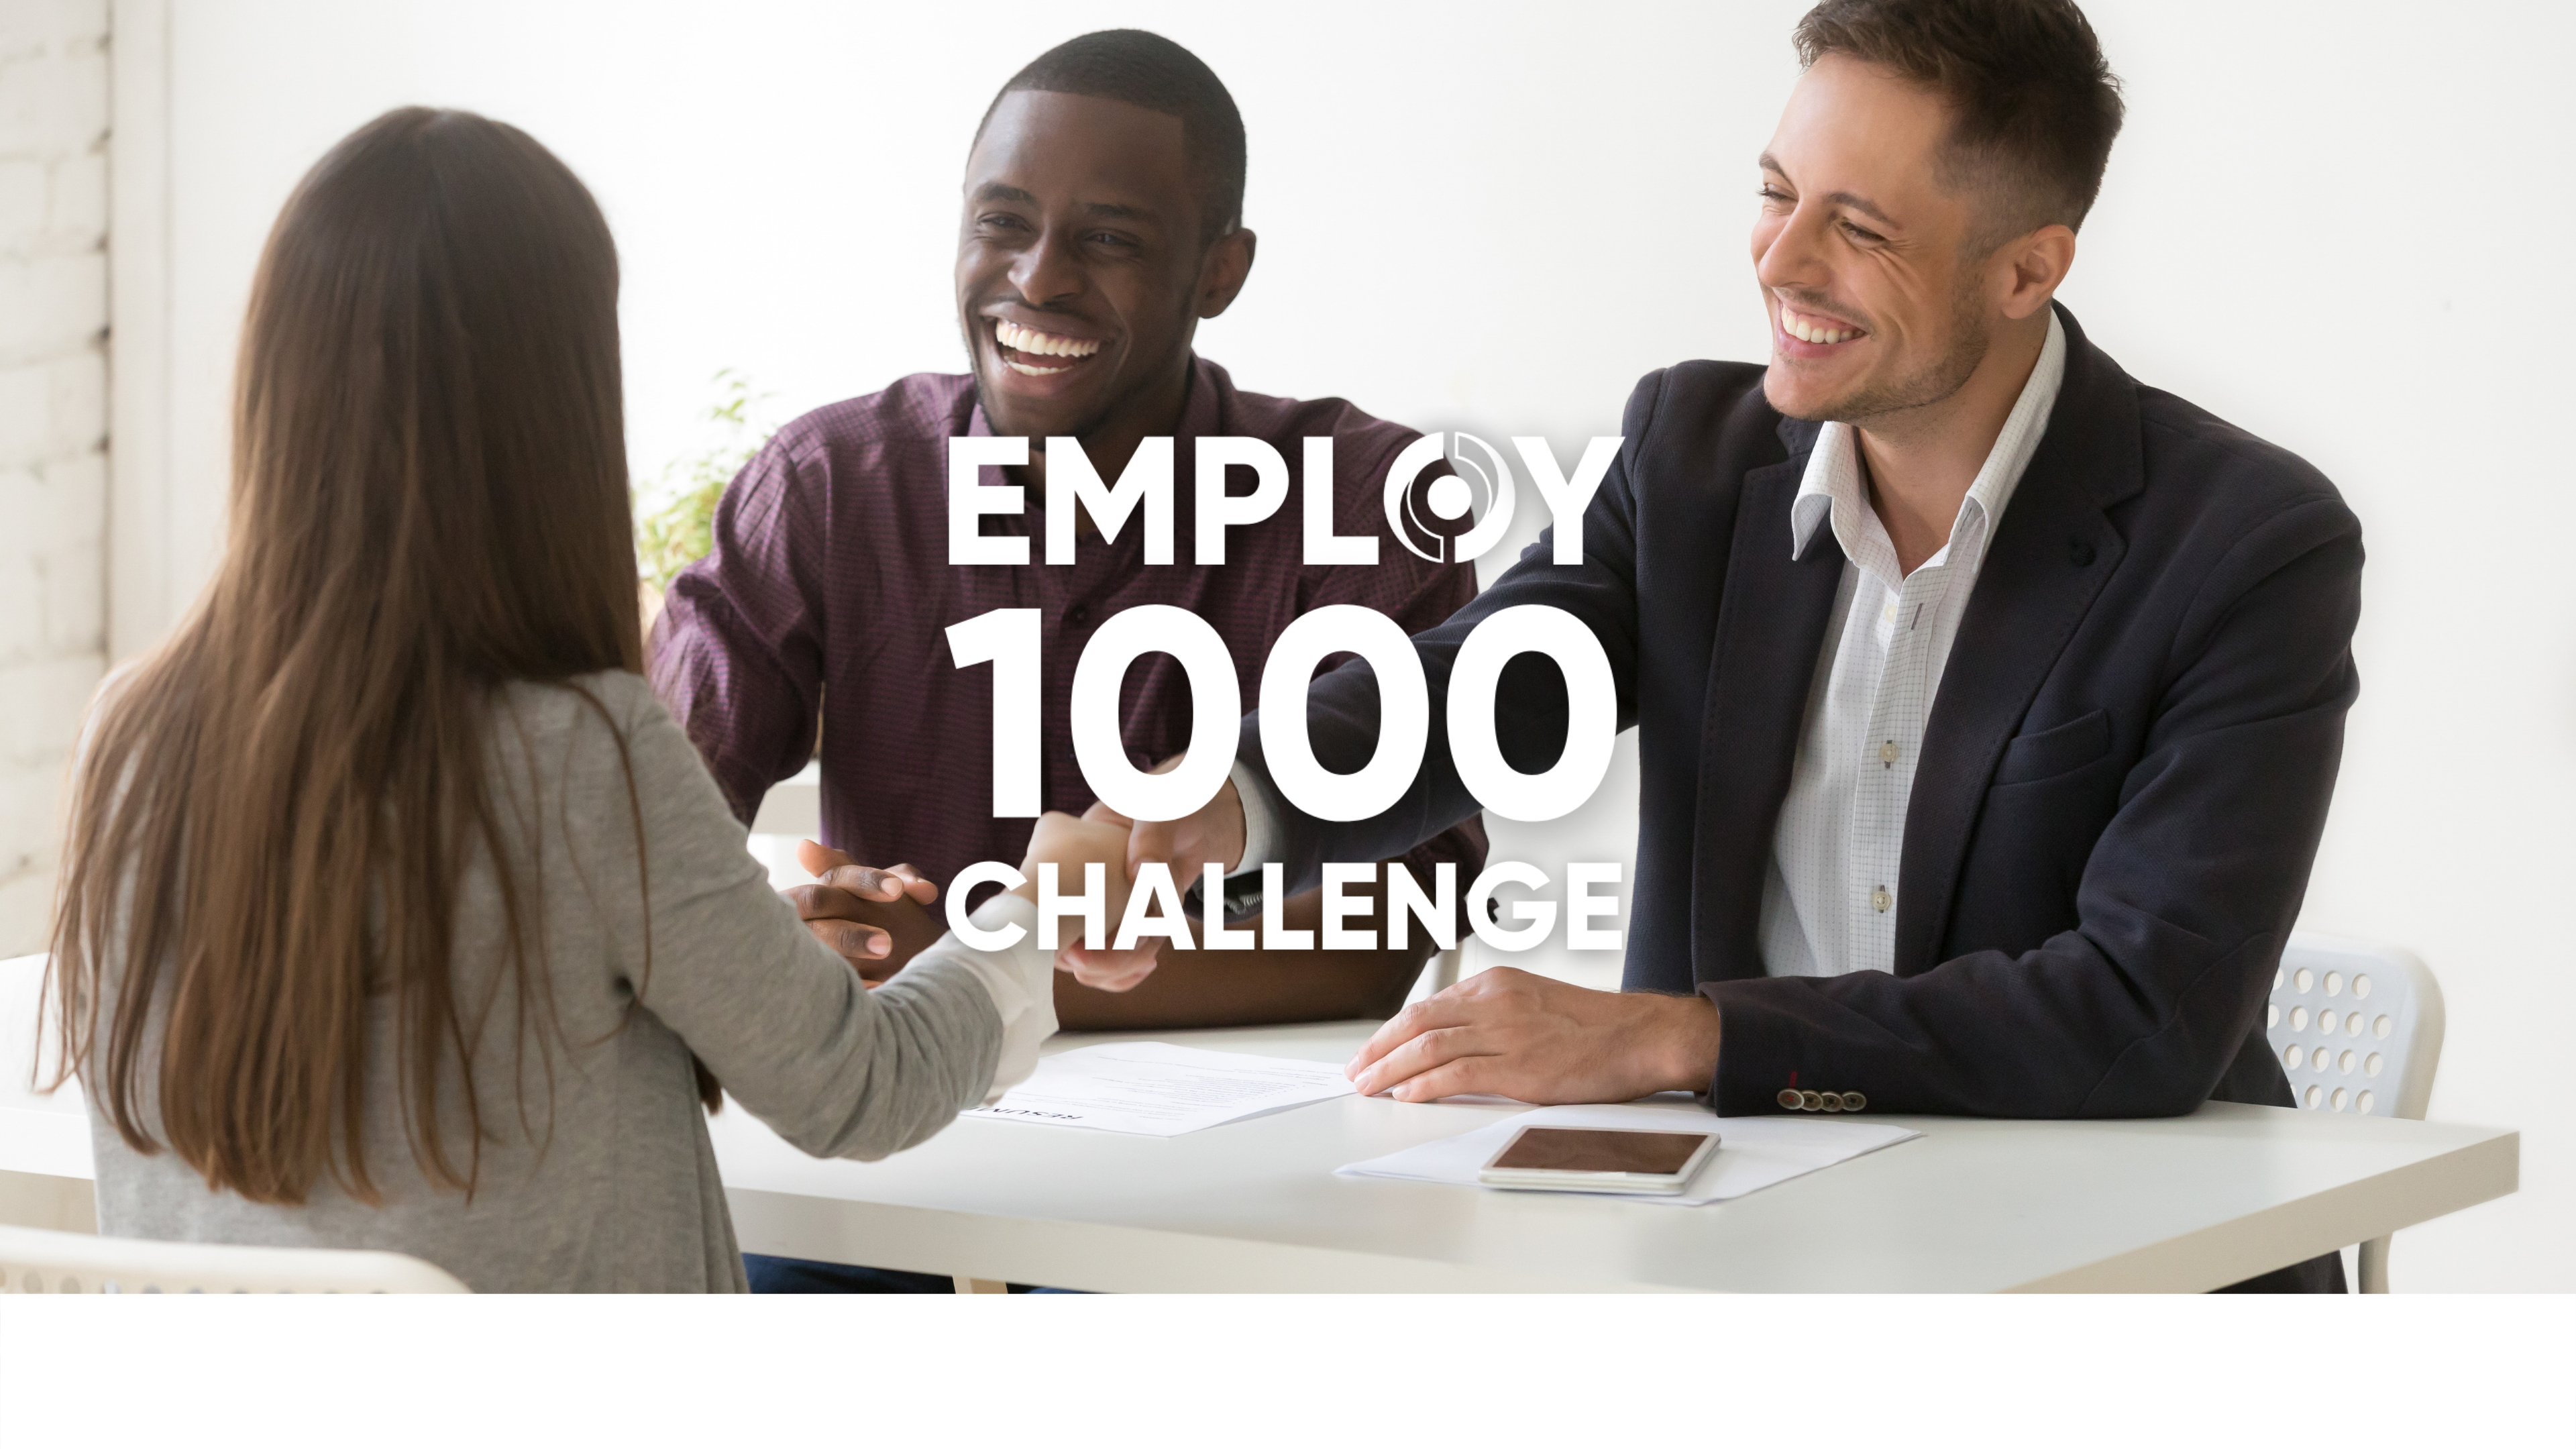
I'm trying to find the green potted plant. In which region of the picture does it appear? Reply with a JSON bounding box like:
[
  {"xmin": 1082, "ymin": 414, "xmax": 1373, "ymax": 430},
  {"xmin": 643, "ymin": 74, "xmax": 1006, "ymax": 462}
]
[{"xmin": 634, "ymin": 369, "xmax": 772, "ymax": 643}]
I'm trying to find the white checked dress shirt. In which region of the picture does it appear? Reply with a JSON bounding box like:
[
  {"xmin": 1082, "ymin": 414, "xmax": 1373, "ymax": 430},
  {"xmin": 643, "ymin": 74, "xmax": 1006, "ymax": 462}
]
[{"xmin": 1758, "ymin": 311, "xmax": 2067, "ymax": 978}]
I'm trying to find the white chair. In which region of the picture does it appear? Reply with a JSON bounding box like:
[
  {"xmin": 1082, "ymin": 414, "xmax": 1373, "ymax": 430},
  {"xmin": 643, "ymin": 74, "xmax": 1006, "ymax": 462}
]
[
  {"xmin": 0, "ymin": 1223, "xmax": 469, "ymax": 1293},
  {"xmin": 2266, "ymin": 932, "xmax": 2446, "ymax": 1293}
]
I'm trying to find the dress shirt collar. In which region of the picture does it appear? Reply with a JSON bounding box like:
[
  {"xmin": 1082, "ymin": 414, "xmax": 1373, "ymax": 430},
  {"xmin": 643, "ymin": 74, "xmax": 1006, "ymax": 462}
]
[{"xmin": 1790, "ymin": 309, "xmax": 2068, "ymax": 569}]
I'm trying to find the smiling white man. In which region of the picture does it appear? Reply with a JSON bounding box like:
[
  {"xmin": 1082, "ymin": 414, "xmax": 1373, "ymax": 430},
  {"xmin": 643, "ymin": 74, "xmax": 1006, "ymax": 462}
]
[{"xmin": 1126, "ymin": 0, "xmax": 2365, "ymax": 1293}]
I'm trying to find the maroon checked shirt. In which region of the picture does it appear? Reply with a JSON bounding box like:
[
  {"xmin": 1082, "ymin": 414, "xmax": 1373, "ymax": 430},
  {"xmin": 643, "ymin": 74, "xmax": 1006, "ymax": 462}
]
[{"xmin": 649, "ymin": 356, "xmax": 1486, "ymax": 898}]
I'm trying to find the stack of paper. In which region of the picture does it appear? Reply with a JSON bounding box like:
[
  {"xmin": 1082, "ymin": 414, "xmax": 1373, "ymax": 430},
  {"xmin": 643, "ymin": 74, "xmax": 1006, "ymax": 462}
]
[
  {"xmin": 964, "ymin": 1042, "xmax": 1357, "ymax": 1137},
  {"xmin": 1336, "ymin": 1097, "xmax": 1919, "ymax": 1205}
]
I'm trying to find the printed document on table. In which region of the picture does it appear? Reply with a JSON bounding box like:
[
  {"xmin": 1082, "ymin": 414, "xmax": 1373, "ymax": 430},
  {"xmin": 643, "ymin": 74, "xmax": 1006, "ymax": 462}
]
[
  {"xmin": 1336, "ymin": 1097, "xmax": 1919, "ymax": 1205},
  {"xmin": 964, "ymin": 1042, "xmax": 1357, "ymax": 1136}
]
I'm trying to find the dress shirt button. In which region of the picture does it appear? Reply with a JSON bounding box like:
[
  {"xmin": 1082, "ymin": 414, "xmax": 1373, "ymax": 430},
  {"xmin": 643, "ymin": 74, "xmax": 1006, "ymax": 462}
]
[
  {"xmin": 1778, "ymin": 1088, "xmax": 1803, "ymax": 1110},
  {"xmin": 1842, "ymin": 1092, "xmax": 1867, "ymax": 1112},
  {"xmin": 1799, "ymin": 1090, "xmax": 1824, "ymax": 1112},
  {"xmin": 1878, "ymin": 740, "xmax": 1899, "ymax": 765},
  {"xmin": 1870, "ymin": 886, "xmax": 1892, "ymax": 913},
  {"xmin": 1065, "ymin": 603, "xmax": 1091, "ymax": 627},
  {"xmin": 1881, "ymin": 601, "xmax": 1898, "ymax": 623}
]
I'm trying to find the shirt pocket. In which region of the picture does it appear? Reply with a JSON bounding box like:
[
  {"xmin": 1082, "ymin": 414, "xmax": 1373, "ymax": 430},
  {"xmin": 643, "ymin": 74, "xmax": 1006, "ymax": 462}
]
[{"xmin": 1992, "ymin": 708, "xmax": 2112, "ymax": 786}]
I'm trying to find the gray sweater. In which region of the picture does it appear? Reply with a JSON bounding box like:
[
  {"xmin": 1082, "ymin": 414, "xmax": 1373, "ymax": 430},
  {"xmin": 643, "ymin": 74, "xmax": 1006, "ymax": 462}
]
[{"xmin": 88, "ymin": 670, "xmax": 1005, "ymax": 1292}]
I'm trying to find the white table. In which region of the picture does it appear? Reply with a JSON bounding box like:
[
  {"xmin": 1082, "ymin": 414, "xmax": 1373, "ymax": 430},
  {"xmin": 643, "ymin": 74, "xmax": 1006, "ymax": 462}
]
[
  {"xmin": 697, "ymin": 1021, "xmax": 2516, "ymax": 1291},
  {"xmin": 0, "ymin": 953, "xmax": 2518, "ymax": 1289}
]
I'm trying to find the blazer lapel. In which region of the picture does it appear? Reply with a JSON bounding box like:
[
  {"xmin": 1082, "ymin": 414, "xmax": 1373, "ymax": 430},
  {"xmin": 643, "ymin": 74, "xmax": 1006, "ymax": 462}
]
[
  {"xmin": 1892, "ymin": 307, "xmax": 2145, "ymax": 976},
  {"xmin": 1690, "ymin": 429, "xmax": 1845, "ymax": 985}
]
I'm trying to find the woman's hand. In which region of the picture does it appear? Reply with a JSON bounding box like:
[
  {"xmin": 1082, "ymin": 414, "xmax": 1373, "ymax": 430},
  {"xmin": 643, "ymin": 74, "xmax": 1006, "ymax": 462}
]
[
  {"xmin": 1011, "ymin": 812, "xmax": 1155, "ymax": 991},
  {"xmin": 1059, "ymin": 757, "xmax": 1242, "ymax": 991}
]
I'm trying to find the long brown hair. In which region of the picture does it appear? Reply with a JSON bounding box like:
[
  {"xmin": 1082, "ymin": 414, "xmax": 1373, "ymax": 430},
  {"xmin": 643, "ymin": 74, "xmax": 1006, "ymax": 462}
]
[{"xmin": 47, "ymin": 108, "xmax": 663, "ymax": 1205}]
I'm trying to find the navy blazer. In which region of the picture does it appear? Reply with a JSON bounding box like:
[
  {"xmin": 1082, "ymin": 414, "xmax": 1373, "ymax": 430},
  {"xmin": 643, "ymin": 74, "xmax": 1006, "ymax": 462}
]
[{"xmin": 1238, "ymin": 306, "xmax": 2363, "ymax": 1119}]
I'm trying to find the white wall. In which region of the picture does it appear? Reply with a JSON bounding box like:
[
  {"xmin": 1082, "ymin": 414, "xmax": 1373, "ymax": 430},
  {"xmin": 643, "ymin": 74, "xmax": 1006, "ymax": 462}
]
[
  {"xmin": 107, "ymin": 0, "xmax": 2575, "ymax": 1290},
  {"xmin": 0, "ymin": 0, "xmax": 111, "ymax": 955}
]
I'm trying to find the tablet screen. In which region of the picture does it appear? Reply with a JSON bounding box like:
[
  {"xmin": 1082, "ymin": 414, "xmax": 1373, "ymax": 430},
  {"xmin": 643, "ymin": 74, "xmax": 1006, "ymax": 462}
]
[{"xmin": 1488, "ymin": 1127, "xmax": 1713, "ymax": 1175}]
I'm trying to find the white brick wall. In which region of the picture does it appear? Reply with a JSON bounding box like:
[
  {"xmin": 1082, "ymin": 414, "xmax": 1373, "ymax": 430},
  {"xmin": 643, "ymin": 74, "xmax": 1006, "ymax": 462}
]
[{"xmin": 0, "ymin": 1, "xmax": 112, "ymax": 955}]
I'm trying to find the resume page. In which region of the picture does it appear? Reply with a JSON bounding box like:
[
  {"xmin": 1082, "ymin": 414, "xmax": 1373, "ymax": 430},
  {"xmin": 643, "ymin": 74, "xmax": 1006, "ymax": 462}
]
[{"xmin": 964, "ymin": 1042, "xmax": 1358, "ymax": 1136}]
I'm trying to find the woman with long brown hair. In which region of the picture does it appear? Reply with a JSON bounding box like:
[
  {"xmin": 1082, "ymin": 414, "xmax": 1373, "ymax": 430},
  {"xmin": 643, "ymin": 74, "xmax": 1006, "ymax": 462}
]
[{"xmin": 46, "ymin": 107, "xmax": 1122, "ymax": 1291}]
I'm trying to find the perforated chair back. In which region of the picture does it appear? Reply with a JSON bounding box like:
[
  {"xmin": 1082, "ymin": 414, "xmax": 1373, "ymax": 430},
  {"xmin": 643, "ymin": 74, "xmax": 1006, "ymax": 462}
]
[
  {"xmin": 0, "ymin": 1223, "xmax": 470, "ymax": 1294},
  {"xmin": 2267, "ymin": 932, "xmax": 2444, "ymax": 1121},
  {"xmin": 2265, "ymin": 934, "xmax": 2445, "ymax": 1293}
]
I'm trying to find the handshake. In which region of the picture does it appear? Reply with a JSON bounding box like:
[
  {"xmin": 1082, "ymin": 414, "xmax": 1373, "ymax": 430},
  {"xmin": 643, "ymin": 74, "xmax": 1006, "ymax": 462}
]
[{"xmin": 784, "ymin": 782, "xmax": 1252, "ymax": 995}]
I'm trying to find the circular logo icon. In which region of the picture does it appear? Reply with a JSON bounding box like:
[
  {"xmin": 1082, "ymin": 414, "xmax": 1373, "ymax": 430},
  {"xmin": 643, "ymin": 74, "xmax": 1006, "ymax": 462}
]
[{"xmin": 1383, "ymin": 431, "xmax": 1517, "ymax": 564}]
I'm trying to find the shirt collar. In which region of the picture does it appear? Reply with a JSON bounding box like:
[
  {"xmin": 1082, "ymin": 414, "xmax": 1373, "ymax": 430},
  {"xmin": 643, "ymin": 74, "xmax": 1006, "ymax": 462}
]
[{"xmin": 1790, "ymin": 309, "xmax": 2068, "ymax": 566}]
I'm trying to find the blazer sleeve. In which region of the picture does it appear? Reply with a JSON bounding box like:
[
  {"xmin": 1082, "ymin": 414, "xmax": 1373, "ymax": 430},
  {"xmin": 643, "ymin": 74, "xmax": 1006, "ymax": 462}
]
[
  {"xmin": 1703, "ymin": 491, "xmax": 2365, "ymax": 1118},
  {"xmin": 1291, "ymin": 427, "xmax": 1494, "ymax": 892},
  {"xmin": 1235, "ymin": 372, "xmax": 1665, "ymax": 894}
]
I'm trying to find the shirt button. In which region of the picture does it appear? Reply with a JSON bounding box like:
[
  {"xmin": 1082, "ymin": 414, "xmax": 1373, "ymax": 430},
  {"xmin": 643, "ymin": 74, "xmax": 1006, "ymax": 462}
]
[
  {"xmin": 1777, "ymin": 1088, "xmax": 1802, "ymax": 1110},
  {"xmin": 1878, "ymin": 740, "xmax": 1898, "ymax": 765},
  {"xmin": 1799, "ymin": 1091, "xmax": 1825, "ymax": 1112},
  {"xmin": 1870, "ymin": 886, "xmax": 1892, "ymax": 913},
  {"xmin": 1881, "ymin": 601, "xmax": 1898, "ymax": 623},
  {"xmin": 1842, "ymin": 1092, "xmax": 1868, "ymax": 1112},
  {"xmin": 1065, "ymin": 604, "xmax": 1091, "ymax": 627}
]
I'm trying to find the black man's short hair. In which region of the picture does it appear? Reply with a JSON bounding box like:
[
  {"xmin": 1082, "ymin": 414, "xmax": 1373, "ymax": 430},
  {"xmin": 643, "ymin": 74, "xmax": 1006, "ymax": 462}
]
[{"xmin": 976, "ymin": 29, "xmax": 1247, "ymax": 245}]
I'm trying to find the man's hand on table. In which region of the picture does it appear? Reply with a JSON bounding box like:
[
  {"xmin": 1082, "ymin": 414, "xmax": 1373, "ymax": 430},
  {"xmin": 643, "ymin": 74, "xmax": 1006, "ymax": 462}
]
[
  {"xmin": 788, "ymin": 841, "xmax": 943, "ymax": 983},
  {"xmin": 1055, "ymin": 768, "xmax": 1250, "ymax": 994},
  {"xmin": 1346, "ymin": 967, "xmax": 1723, "ymax": 1105}
]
